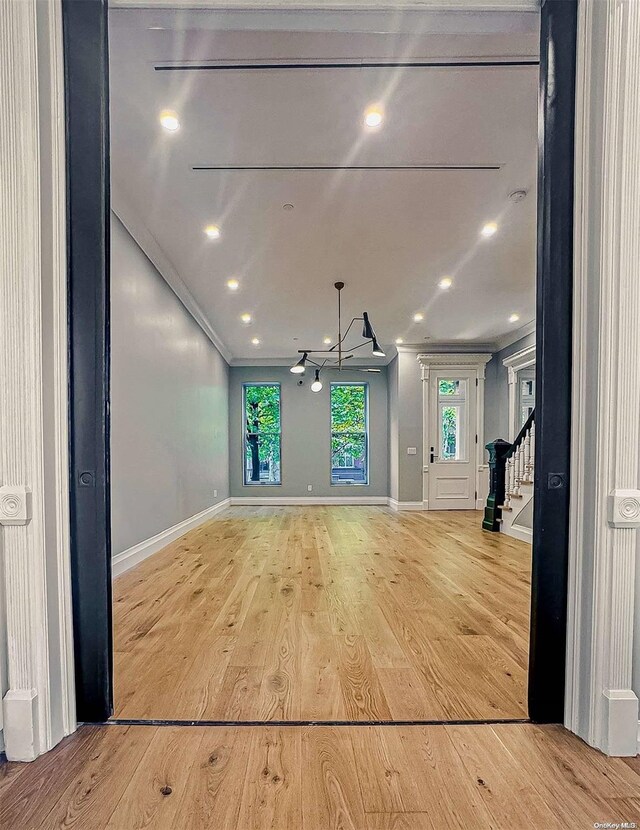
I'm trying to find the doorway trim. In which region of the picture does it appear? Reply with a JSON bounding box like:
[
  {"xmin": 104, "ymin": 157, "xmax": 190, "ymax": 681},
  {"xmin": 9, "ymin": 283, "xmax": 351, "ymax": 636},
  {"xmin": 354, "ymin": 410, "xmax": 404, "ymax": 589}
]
[
  {"xmin": 0, "ymin": 0, "xmax": 608, "ymax": 754},
  {"xmin": 64, "ymin": 0, "xmax": 576, "ymax": 730},
  {"xmin": 564, "ymin": 0, "xmax": 640, "ymax": 757},
  {"xmin": 503, "ymin": 344, "xmax": 536, "ymax": 442},
  {"xmin": 418, "ymin": 353, "xmax": 491, "ymax": 511}
]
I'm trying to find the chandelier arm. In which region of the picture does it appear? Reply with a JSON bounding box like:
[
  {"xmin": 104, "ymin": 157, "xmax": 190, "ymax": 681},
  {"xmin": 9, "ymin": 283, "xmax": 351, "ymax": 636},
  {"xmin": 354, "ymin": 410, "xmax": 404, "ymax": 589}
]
[
  {"xmin": 346, "ymin": 339, "xmax": 374, "ymax": 352},
  {"xmin": 338, "ymin": 317, "xmax": 363, "ymax": 345}
]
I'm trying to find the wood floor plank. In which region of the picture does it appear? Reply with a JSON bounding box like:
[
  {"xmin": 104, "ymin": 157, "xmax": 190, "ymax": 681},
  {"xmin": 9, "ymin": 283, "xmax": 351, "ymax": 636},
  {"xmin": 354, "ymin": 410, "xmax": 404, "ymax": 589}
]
[
  {"xmin": 335, "ymin": 634, "xmax": 393, "ymax": 721},
  {"xmin": 177, "ymin": 727, "xmax": 253, "ymax": 830},
  {"xmin": 365, "ymin": 814, "xmax": 436, "ymax": 830},
  {"xmin": 105, "ymin": 726, "xmax": 206, "ymax": 829},
  {"xmin": 237, "ymin": 727, "xmax": 302, "ymax": 829},
  {"xmin": 113, "ymin": 507, "xmax": 532, "ymax": 721},
  {"xmin": 491, "ymin": 724, "xmax": 640, "ymax": 825},
  {"xmin": 38, "ymin": 726, "xmax": 155, "ymax": 830},
  {"xmin": 0, "ymin": 727, "xmax": 107, "ymax": 830},
  {"xmin": 351, "ymin": 726, "xmax": 430, "ymax": 813},
  {"xmin": 302, "ymin": 727, "xmax": 367, "ymax": 830},
  {"xmin": 445, "ymin": 724, "xmax": 564, "ymax": 829},
  {"xmin": 3, "ymin": 724, "xmax": 640, "ymax": 830}
]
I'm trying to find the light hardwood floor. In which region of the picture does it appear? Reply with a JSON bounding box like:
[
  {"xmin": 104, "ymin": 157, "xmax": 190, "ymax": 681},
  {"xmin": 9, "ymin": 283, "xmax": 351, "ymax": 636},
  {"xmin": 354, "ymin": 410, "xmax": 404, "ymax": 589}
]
[
  {"xmin": 2, "ymin": 723, "xmax": 639, "ymax": 829},
  {"xmin": 113, "ymin": 506, "xmax": 531, "ymax": 721}
]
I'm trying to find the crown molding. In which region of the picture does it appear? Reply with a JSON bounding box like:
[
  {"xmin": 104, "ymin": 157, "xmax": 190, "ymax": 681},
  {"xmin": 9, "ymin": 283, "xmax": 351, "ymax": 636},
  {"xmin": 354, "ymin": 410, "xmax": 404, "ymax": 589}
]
[
  {"xmin": 396, "ymin": 342, "xmax": 495, "ymax": 355},
  {"xmin": 230, "ymin": 356, "xmax": 391, "ymax": 368},
  {"xmin": 111, "ymin": 188, "xmax": 233, "ymax": 364},
  {"xmin": 493, "ymin": 319, "xmax": 536, "ymax": 352},
  {"xmin": 502, "ymin": 342, "xmax": 536, "ymax": 370}
]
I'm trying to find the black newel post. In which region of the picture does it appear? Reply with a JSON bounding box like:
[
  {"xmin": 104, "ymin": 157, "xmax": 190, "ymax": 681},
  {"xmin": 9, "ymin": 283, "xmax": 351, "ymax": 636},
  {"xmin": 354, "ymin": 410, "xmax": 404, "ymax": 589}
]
[{"xmin": 482, "ymin": 439, "xmax": 511, "ymax": 531}]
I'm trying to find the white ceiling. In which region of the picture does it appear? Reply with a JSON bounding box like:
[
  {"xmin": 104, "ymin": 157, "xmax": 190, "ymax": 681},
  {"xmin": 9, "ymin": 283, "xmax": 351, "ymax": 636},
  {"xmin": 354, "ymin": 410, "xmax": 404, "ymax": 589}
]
[{"xmin": 109, "ymin": 8, "xmax": 539, "ymax": 364}]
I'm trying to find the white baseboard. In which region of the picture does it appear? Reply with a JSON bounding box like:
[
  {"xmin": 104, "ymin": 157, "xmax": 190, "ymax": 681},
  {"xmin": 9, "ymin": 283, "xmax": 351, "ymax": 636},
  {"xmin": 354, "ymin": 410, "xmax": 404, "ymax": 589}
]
[
  {"xmin": 112, "ymin": 498, "xmax": 231, "ymax": 578},
  {"xmin": 2, "ymin": 689, "xmax": 38, "ymax": 761},
  {"xmin": 503, "ymin": 523, "xmax": 533, "ymax": 543},
  {"xmin": 601, "ymin": 690, "xmax": 639, "ymax": 756},
  {"xmin": 229, "ymin": 496, "xmax": 387, "ymax": 506},
  {"xmin": 388, "ymin": 498, "xmax": 425, "ymax": 512}
]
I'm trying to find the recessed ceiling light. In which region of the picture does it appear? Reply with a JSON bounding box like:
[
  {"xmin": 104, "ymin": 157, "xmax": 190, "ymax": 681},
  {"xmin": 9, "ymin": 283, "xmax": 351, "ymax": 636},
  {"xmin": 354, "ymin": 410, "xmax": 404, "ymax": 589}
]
[
  {"xmin": 395, "ymin": 338, "xmax": 404, "ymax": 345},
  {"xmin": 251, "ymin": 337, "xmax": 260, "ymax": 345},
  {"xmin": 241, "ymin": 313, "xmax": 252, "ymax": 324},
  {"xmin": 509, "ymin": 313, "xmax": 520, "ymax": 323},
  {"xmin": 481, "ymin": 221, "xmax": 498, "ymax": 238},
  {"xmin": 438, "ymin": 276, "xmax": 453, "ymax": 290},
  {"xmin": 413, "ymin": 313, "xmax": 424, "ymax": 322},
  {"xmin": 364, "ymin": 107, "xmax": 383, "ymax": 128},
  {"xmin": 323, "ymin": 337, "xmax": 332, "ymax": 345},
  {"xmin": 226, "ymin": 278, "xmax": 239, "ymax": 290},
  {"xmin": 283, "ymin": 203, "xmax": 294, "ymax": 211},
  {"xmin": 159, "ymin": 110, "xmax": 180, "ymax": 132},
  {"xmin": 204, "ymin": 224, "xmax": 221, "ymax": 240}
]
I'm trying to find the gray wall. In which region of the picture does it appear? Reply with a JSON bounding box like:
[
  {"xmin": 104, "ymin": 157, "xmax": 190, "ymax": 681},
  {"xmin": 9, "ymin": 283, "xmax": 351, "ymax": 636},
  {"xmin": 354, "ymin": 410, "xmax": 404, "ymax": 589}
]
[
  {"xmin": 392, "ymin": 352, "xmax": 423, "ymax": 502},
  {"xmin": 110, "ymin": 215, "xmax": 229, "ymax": 554},
  {"xmin": 387, "ymin": 353, "xmax": 424, "ymax": 504},
  {"xmin": 484, "ymin": 331, "xmax": 536, "ymax": 444},
  {"xmin": 229, "ymin": 366, "xmax": 388, "ymax": 498},
  {"xmin": 388, "ymin": 356, "xmax": 399, "ymax": 501}
]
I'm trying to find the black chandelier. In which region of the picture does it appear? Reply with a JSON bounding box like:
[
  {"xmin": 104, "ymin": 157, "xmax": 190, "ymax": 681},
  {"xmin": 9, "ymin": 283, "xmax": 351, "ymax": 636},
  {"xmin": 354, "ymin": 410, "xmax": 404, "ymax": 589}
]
[{"xmin": 290, "ymin": 282, "xmax": 385, "ymax": 391}]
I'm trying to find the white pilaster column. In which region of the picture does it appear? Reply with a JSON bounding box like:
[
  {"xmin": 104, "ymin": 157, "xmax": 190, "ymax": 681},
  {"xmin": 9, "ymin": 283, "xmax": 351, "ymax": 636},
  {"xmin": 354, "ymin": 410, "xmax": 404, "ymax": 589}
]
[
  {"xmin": 0, "ymin": 0, "xmax": 75, "ymax": 761},
  {"xmin": 567, "ymin": 0, "xmax": 640, "ymax": 756}
]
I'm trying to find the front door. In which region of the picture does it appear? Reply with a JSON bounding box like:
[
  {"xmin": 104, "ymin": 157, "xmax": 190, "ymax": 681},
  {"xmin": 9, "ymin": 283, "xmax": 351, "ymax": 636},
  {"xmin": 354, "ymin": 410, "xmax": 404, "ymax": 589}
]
[{"xmin": 427, "ymin": 370, "xmax": 478, "ymax": 510}]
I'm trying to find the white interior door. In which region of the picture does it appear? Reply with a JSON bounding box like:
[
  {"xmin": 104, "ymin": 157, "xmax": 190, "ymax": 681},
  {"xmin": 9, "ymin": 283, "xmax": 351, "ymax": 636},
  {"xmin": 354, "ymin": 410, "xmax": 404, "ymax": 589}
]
[{"xmin": 427, "ymin": 370, "xmax": 478, "ymax": 510}]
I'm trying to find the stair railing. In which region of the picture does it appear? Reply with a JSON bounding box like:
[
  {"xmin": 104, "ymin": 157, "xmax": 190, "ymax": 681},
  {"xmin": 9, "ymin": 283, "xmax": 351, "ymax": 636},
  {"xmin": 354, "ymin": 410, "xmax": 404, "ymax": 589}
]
[{"xmin": 482, "ymin": 409, "xmax": 535, "ymax": 532}]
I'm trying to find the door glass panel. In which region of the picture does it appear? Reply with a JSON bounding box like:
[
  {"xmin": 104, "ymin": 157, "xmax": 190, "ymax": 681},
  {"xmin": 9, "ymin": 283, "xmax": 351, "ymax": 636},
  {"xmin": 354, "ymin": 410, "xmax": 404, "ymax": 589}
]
[{"xmin": 437, "ymin": 378, "xmax": 467, "ymax": 462}]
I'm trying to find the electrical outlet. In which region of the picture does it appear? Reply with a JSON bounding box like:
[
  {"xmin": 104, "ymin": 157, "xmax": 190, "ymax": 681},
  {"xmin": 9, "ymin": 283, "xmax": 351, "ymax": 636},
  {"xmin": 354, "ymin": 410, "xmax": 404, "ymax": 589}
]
[
  {"xmin": 307, "ymin": 484, "xmax": 313, "ymax": 492},
  {"xmin": 407, "ymin": 447, "xmax": 417, "ymax": 455},
  {"xmin": 214, "ymin": 489, "xmax": 218, "ymax": 498}
]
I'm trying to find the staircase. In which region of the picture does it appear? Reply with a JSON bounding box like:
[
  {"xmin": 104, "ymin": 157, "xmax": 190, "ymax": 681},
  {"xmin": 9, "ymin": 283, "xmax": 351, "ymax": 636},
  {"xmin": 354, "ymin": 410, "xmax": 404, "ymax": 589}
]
[{"xmin": 482, "ymin": 410, "xmax": 535, "ymax": 543}]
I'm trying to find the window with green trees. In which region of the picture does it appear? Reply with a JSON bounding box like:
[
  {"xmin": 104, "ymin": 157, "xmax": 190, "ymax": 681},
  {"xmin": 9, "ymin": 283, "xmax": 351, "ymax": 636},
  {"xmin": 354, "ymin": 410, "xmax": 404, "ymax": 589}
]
[
  {"xmin": 437, "ymin": 378, "xmax": 467, "ymax": 461},
  {"xmin": 243, "ymin": 383, "xmax": 281, "ymax": 485},
  {"xmin": 331, "ymin": 383, "xmax": 368, "ymax": 485}
]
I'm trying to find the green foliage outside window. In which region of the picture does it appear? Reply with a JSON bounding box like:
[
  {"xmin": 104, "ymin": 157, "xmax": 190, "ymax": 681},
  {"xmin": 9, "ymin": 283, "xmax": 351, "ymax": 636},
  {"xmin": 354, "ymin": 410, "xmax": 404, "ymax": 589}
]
[
  {"xmin": 441, "ymin": 406, "xmax": 459, "ymax": 459},
  {"xmin": 244, "ymin": 384, "xmax": 281, "ymax": 484},
  {"xmin": 439, "ymin": 379, "xmax": 459, "ymax": 396},
  {"xmin": 331, "ymin": 384, "xmax": 368, "ymax": 484}
]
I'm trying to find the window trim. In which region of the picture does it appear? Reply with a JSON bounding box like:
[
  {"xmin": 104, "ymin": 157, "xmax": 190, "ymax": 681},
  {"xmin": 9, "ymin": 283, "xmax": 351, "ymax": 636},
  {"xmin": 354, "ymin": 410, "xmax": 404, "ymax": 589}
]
[
  {"xmin": 329, "ymin": 381, "xmax": 369, "ymax": 487},
  {"xmin": 242, "ymin": 382, "xmax": 282, "ymax": 486}
]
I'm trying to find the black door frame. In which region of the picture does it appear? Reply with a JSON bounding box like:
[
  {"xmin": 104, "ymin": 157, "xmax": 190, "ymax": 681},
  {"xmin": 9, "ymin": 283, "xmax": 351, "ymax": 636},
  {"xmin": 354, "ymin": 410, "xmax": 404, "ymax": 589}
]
[{"xmin": 63, "ymin": 0, "xmax": 576, "ymax": 724}]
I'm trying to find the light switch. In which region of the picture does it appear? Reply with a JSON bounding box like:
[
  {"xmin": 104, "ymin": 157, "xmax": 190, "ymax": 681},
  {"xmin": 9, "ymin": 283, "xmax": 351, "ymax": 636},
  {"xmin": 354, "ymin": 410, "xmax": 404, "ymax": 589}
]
[{"xmin": 407, "ymin": 447, "xmax": 417, "ymax": 455}]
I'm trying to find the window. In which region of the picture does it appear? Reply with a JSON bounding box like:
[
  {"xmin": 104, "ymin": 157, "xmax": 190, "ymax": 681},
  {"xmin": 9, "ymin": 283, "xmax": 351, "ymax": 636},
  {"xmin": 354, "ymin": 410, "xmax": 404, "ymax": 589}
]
[
  {"xmin": 438, "ymin": 378, "xmax": 468, "ymax": 462},
  {"xmin": 519, "ymin": 375, "xmax": 536, "ymax": 428},
  {"xmin": 243, "ymin": 383, "xmax": 281, "ymax": 485},
  {"xmin": 331, "ymin": 383, "xmax": 368, "ymax": 485}
]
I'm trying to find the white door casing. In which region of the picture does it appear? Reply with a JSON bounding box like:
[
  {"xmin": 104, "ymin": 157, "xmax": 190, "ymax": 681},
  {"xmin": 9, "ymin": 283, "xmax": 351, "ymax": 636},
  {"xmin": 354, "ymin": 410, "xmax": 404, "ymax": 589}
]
[
  {"xmin": 418, "ymin": 354, "xmax": 491, "ymax": 511},
  {"xmin": 566, "ymin": 0, "xmax": 640, "ymax": 757},
  {"xmin": 503, "ymin": 343, "xmax": 536, "ymax": 441},
  {"xmin": 0, "ymin": 0, "xmax": 75, "ymax": 761}
]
